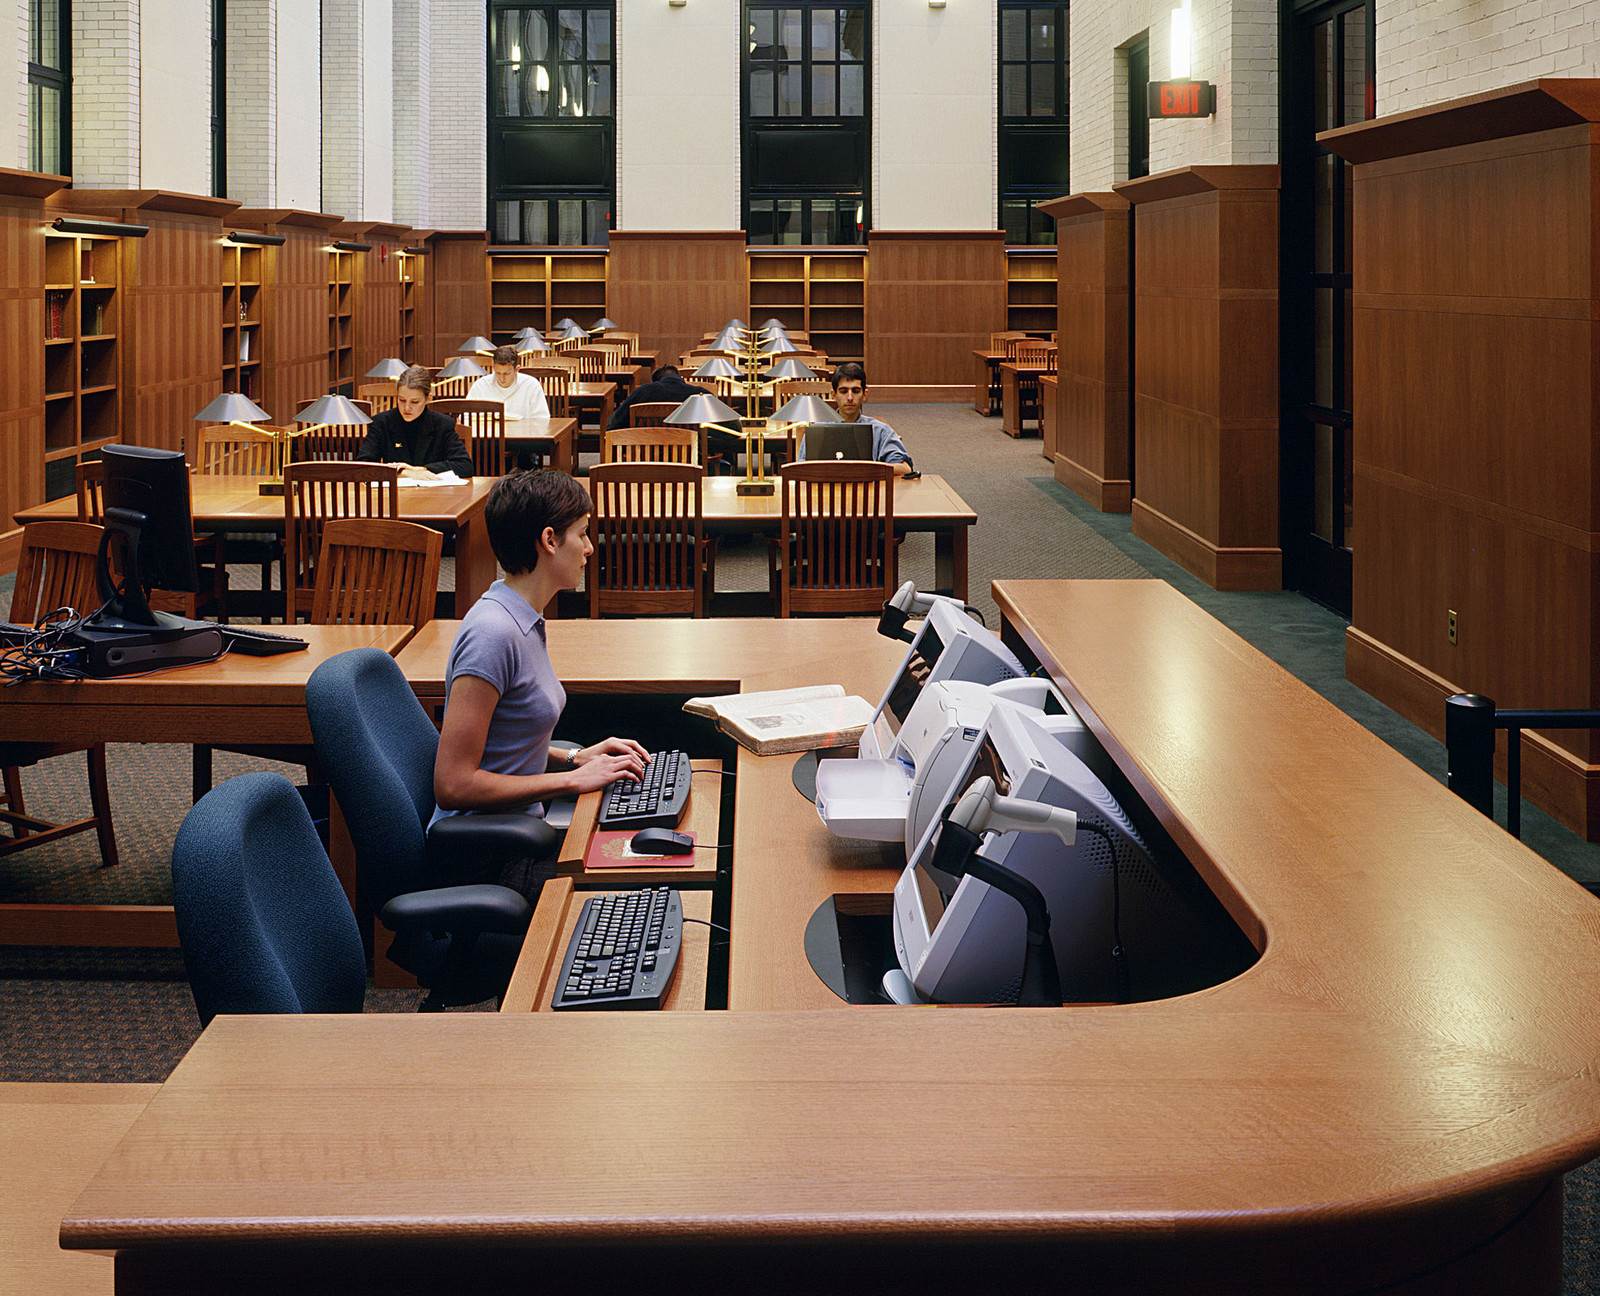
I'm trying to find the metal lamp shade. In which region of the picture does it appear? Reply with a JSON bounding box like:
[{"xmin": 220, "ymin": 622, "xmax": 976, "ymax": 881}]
[
  {"xmin": 665, "ymin": 393, "xmax": 743, "ymax": 427},
  {"xmin": 760, "ymin": 318, "xmax": 787, "ymax": 330},
  {"xmin": 437, "ymin": 357, "xmax": 488, "ymax": 380},
  {"xmin": 518, "ymin": 336, "xmax": 551, "ymax": 354},
  {"xmin": 515, "ymin": 325, "xmax": 545, "ymax": 342},
  {"xmin": 554, "ymin": 317, "xmax": 578, "ymax": 329},
  {"xmin": 764, "ymin": 357, "xmax": 816, "ymax": 380},
  {"xmin": 365, "ymin": 358, "xmax": 408, "ymax": 380},
  {"xmin": 772, "ymin": 394, "xmax": 842, "ymax": 426},
  {"xmin": 712, "ymin": 328, "xmax": 744, "ymax": 351},
  {"xmin": 459, "ymin": 336, "xmax": 495, "ymax": 354},
  {"xmin": 760, "ymin": 334, "xmax": 799, "ymax": 356},
  {"xmin": 558, "ymin": 323, "xmax": 589, "ymax": 341},
  {"xmin": 297, "ymin": 394, "xmax": 372, "ymax": 426},
  {"xmin": 724, "ymin": 318, "xmax": 746, "ymax": 330},
  {"xmin": 590, "ymin": 317, "xmax": 619, "ymax": 332},
  {"xmin": 692, "ymin": 357, "xmax": 743, "ymax": 379},
  {"xmin": 193, "ymin": 392, "xmax": 271, "ymax": 423}
]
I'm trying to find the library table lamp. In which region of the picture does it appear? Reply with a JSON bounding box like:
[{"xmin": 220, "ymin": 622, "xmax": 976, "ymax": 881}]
[
  {"xmin": 764, "ymin": 357, "xmax": 816, "ymax": 381},
  {"xmin": 711, "ymin": 327, "xmax": 743, "ymax": 352},
  {"xmin": 692, "ymin": 357, "xmax": 742, "ymax": 379},
  {"xmin": 666, "ymin": 391, "xmax": 776, "ymax": 496},
  {"xmin": 554, "ymin": 317, "xmax": 579, "ymax": 330},
  {"xmin": 770, "ymin": 392, "xmax": 841, "ymax": 465},
  {"xmin": 366, "ymin": 358, "xmax": 407, "ymax": 381},
  {"xmin": 760, "ymin": 318, "xmax": 786, "ymax": 330},
  {"xmin": 289, "ymin": 395, "xmax": 374, "ymax": 493},
  {"xmin": 590, "ymin": 317, "xmax": 619, "ymax": 333},
  {"xmin": 458, "ymin": 336, "xmax": 495, "ymax": 355},
  {"xmin": 437, "ymin": 357, "xmax": 488, "ymax": 380},
  {"xmin": 760, "ymin": 333, "xmax": 799, "ymax": 356},
  {"xmin": 193, "ymin": 392, "xmax": 284, "ymax": 497},
  {"xmin": 724, "ymin": 318, "xmax": 747, "ymax": 330}
]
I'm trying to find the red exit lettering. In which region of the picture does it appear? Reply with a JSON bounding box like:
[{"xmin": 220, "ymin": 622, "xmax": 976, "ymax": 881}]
[{"xmin": 1162, "ymin": 84, "xmax": 1198, "ymax": 115}]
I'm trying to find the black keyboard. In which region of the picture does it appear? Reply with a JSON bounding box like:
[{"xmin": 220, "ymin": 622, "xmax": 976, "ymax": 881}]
[
  {"xmin": 552, "ymin": 887, "xmax": 683, "ymax": 1010},
  {"xmin": 597, "ymin": 749, "xmax": 691, "ymax": 830},
  {"xmin": 209, "ymin": 624, "xmax": 309, "ymax": 656}
]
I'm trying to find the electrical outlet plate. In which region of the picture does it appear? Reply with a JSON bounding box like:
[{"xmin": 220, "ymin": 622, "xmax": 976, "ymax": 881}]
[{"xmin": 1448, "ymin": 610, "xmax": 1458, "ymax": 645}]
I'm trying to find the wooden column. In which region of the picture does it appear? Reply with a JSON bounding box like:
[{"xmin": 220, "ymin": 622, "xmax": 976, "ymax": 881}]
[
  {"xmin": 427, "ymin": 230, "xmax": 491, "ymax": 366},
  {"xmin": 1322, "ymin": 79, "xmax": 1600, "ymax": 839},
  {"xmin": 235, "ymin": 210, "xmax": 342, "ymax": 423},
  {"xmin": 344, "ymin": 221, "xmax": 409, "ymax": 380},
  {"xmin": 46, "ymin": 190, "xmax": 238, "ymax": 454},
  {"xmin": 1039, "ymin": 192, "xmax": 1131, "ymax": 512},
  {"xmin": 607, "ymin": 232, "xmax": 748, "ymax": 366},
  {"xmin": 0, "ymin": 168, "xmax": 68, "ymax": 574},
  {"xmin": 1115, "ymin": 166, "xmax": 1281, "ymax": 588},
  {"xmin": 866, "ymin": 231, "xmax": 1006, "ymax": 400}
]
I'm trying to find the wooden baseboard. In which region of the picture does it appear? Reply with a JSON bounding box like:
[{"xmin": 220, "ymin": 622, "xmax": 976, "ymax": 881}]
[
  {"xmin": 1346, "ymin": 627, "xmax": 1600, "ymax": 840},
  {"xmin": 0, "ymin": 527, "xmax": 20, "ymax": 577},
  {"xmin": 1131, "ymin": 500, "xmax": 1281, "ymax": 590},
  {"xmin": 872, "ymin": 385, "xmax": 970, "ymax": 402},
  {"xmin": 1054, "ymin": 455, "xmax": 1132, "ymax": 513},
  {"xmin": 0, "ymin": 904, "xmax": 179, "ymax": 946}
]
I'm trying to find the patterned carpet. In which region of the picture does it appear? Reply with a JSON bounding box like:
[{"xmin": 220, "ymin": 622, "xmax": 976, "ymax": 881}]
[{"xmin": 6, "ymin": 406, "xmax": 1600, "ymax": 1293}]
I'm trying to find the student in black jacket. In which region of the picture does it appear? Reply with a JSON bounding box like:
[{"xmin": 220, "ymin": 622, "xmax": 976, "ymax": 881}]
[
  {"xmin": 356, "ymin": 365, "xmax": 474, "ymax": 478},
  {"xmin": 605, "ymin": 365, "xmax": 709, "ymax": 430}
]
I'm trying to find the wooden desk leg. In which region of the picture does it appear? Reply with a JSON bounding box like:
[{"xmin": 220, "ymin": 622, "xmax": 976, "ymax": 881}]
[
  {"xmin": 598, "ymin": 391, "xmax": 615, "ymax": 431},
  {"xmin": 974, "ymin": 354, "xmax": 991, "ymax": 415},
  {"xmin": 452, "ymin": 516, "xmax": 498, "ymax": 618},
  {"xmin": 933, "ymin": 525, "xmax": 970, "ymax": 601},
  {"xmin": 553, "ymin": 432, "xmax": 575, "ymax": 476},
  {"xmin": 1002, "ymin": 369, "xmax": 1023, "ymax": 438}
]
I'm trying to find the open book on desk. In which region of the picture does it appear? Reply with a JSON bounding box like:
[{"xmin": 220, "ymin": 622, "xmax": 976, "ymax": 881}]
[
  {"xmin": 397, "ymin": 471, "xmax": 465, "ymax": 487},
  {"xmin": 683, "ymin": 684, "xmax": 873, "ymax": 756}
]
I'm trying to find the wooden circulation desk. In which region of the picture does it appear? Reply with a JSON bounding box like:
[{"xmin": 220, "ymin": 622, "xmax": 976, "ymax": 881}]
[{"xmin": 61, "ymin": 587, "xmax": 1600, "ymax": 1294}]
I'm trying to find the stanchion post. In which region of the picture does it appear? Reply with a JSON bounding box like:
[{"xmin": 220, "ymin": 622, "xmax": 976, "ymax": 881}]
[{"xmin": 1446, "ymin": 693, "xmax": 1497, "ymax": 820}]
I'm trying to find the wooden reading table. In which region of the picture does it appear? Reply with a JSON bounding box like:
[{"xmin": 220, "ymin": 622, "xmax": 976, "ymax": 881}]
[
  {"xmin": 972, "ymin": 348, "xmax": 1006, "ymax": 414},
  {"xmin": 59, "ymin": 586, "xmax": 1600, "ymax": 1294},
  {"xmin": 503, "ymin": 413, "xmax": 576, "ymax": 473},
  {"xmin": 998, "ymin": 360, "xmax": 1052, "ymax": 437}
]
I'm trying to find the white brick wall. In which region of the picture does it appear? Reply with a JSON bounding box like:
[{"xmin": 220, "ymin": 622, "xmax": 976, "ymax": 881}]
[
  {"xmin": 11, "ymin": 0, "xmax": 27, "ymax": 170},
  {"xmin": 227, "ymin": 0, "xmax": 277, "ymax": 205},
  {"xmin": 1380, "ymin": 0, "xmax": 1600, "ymax": 113},
  {"xmin": 363, "ymin": 0, "xmax": 394, "ymax": 220},
  {"xmin": 393, "ymin": 0, "xmax": 431, "ymax": 224},
  {"xmin": 323, "ymin": 0, "xmax": 364, "ymax": 216},
  {"xmin": 1071, "ymin": 0, "xmax": 1277, "ymax": 192},
  {"xmin": 277, "ymin": 0, "xmax": 321, "ymax": 209},
  {"xmin": 426, "ymin": 0, "xmax": 485, "ymax": 229},
  {"xmin": 73, "ymin": 0, "xmax": 141, "ymax": 186}
]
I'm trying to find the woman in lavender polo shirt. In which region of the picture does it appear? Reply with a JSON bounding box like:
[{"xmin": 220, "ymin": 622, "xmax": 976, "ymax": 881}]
[{"xmin": 433, "ymin": 472, "xmax": 647, "ymax": 847}]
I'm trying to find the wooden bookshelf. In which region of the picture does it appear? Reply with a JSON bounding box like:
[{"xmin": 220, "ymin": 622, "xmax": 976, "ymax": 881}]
[
  {"xmin": 748, "ymin": 249, "xmax": 867, "ymax": 363},
  {"xmin": 1006, "ymin": 247, "xmax": 1057, "ymax": 334},
  {"xmin": 42, "ymin": 230, "xmax": 122, "ymax": 498},
  {"xmin": 487, "ymin": 248, "xmax": 609, "ymax": 343},
  {"xmin": 221, "ymin": 241, "xmax": 264, "ymax": 402},
  {"xmin": 328, "ymin": 248, "xmax": 355, "ymax": 394},
  {"xmin": 399, "ymin": 248, "xmax": 424, "ymax": 363}
]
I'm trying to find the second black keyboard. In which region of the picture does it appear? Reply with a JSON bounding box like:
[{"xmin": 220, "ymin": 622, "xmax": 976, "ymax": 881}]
[{"xmin": 597, "ymin": 749, "xmax": 692, "ymax": 830}]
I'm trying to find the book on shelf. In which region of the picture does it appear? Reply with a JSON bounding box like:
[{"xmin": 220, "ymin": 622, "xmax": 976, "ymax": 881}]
[
  {"xmin": 46, "ymin": 292, "xmax": 65, "ymax": 339},
  {"xmin": 239, "ymin": 329, "xmax": 251, "ymax": 362},
  {"xmin": 682, "ymin": 684, "xmax": 873, "ymax": 756}
]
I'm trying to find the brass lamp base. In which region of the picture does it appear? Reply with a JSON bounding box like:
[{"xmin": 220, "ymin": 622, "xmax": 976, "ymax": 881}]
[
  {"xmin": 258, "ymin": 480, "xmax": 285, "ymax": 496},
  {"xmin": 736, "ymin": 479, "xmax": 776, "ymax": 496}
]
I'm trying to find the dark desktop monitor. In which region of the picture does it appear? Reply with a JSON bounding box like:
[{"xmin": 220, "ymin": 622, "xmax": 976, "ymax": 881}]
[{"xmin": 800, "ymin": 423, "xmax": 873, "ymax": 462}]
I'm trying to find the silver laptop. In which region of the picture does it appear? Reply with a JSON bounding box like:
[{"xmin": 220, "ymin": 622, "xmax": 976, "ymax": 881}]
[{"xmin": 801, "ymin": 423, "xmax": 874, "ymax": 462}]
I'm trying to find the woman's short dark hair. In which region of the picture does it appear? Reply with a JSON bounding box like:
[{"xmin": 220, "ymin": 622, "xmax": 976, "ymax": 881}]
[
  {"xmin": 398, "ymin": 364, "xmax": 432, "ymax": 397},
  {"xmin": 492, "ymin": 344, "xmax": 520, "ymax": 366},
  {"xmin": 483, "ymin": 470, "xmax": 590, "ymax": 575}
]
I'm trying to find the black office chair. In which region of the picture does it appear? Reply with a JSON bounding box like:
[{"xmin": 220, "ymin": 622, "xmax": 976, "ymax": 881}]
[
  {"xmin": 305, "ymin": 647, "xmax": 561, "ymax": 1008},
  {"xmin": 172, "ymin": 771, "xmax": 366, "ymax": 1027}
]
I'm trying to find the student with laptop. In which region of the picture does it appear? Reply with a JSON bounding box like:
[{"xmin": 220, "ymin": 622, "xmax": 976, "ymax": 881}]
[{"xmin": 800, "ymin": 363, "xmax": 914, "ymax": 474}]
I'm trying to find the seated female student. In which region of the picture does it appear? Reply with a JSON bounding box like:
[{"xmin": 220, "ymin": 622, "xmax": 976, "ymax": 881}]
[
  {"xmin": 356, "ymin": 364, "xmax": 473, "ymax": 479},
  {"xmin": 433, "ymin": 470, "xmax": 647, "ymax": 892}
]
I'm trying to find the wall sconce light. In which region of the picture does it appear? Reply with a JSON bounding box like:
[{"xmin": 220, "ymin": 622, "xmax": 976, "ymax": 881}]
[
  {"xmin": 51, "ymin": 216, "xmax": 150, "ymax": 238},
  {"xmin": 1170, "ymin": 0, "xmax": 1192, "ymax": 78},
  {"xmin": 226, "ymin": 230, "xmax": 286, "ymax": 246},
  {"xmin": 331, "ymin": 239, "xmax": 372, "ymax": 252}
]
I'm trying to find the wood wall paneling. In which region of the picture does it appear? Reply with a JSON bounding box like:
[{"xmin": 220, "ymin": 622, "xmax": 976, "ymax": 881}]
[
  {"xmin": 1114, "ymin": 168, "xmax": 1281, "ymax": 589},
  {"xmin": 428, "ymin": 231, "xmax": 490, "ymax": 367},
  {"xmin": 0, "ymin": 174, "xmax": 62, "ymax": 572},
  {"xmin": 607, "ymin": 232, "xmax": 749, "ymax": 366},
  {"xmin": 1040, "ymin": 193, "xmax": 1131, "ymax": 512},
  {"xmin": 236, "ymin": 211, "xmax": 343, "ymax": 424},
  {"xmin": 1322, "ymin": 82, "xmax": 1600, "ymax": 837},
  {"xmin": 346, "ymin": 222, "xmax": 408, "ymax": 380},
  {"xmin": 866, "ymin": 232, "xmax": 1007, "ymax": 396}
]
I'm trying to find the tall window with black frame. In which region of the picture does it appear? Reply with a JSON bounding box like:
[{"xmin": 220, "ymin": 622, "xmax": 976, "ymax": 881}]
[
  {"xmin": 489, "ymin": 2, "xmax": 615, "ymax": 246},
  {"xmin": 998, "ymin": 1, "xmax": 1069, "ymax": 244},
  {"xmin": 743, "ymin": 2, "xmax": 869, "ymax": 244},
  {"xmin": 28, "ymin": 0, "xmax": 69, "ymax": 176}
]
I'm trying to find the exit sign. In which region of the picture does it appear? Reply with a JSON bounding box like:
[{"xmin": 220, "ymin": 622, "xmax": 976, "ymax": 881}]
[{"xmin": 1147, "ymin": 80, "xmax": 1216, "ymax": 118}]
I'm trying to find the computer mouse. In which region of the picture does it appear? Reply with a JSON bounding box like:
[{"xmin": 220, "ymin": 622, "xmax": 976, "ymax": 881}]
[{"xmin": 630, "ymin": 828, "xmax": 695, "ymax": 856}]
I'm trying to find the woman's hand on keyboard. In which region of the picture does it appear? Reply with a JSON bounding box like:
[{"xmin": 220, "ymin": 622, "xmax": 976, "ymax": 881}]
[{"xmin": 568, "ymin": 738, "xmax": 649, "ymax": 793}]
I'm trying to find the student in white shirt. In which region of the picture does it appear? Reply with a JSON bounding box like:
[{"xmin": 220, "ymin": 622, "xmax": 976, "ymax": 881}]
[{"xmin": 466, "ymin": 344, "xmax": 550, "ymax": 421}]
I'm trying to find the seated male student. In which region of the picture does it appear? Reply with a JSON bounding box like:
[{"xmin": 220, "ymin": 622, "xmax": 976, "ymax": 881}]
[
  {"xmin": 433, "ymin": 470, "xmax": 648, "ymax": 895},
  {"xmin": 606, "ymin": 364, "xmax": 709, "ymax": 430},
  {"xmin": 803, "ymin": 362, "xmax": 914, "ymax": 475},
  {"xmin": 466, "ymin": 344, "xmax": 550, "ymax": 421},
  {"xmin": 355, "ymin": 364, "xmax": 474, "ymax": 479}
]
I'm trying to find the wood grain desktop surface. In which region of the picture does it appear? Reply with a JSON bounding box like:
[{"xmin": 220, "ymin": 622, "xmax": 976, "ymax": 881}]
[{"xmin": 57, "ymin": 585, "xmax": 1600, "ymax": 1294}]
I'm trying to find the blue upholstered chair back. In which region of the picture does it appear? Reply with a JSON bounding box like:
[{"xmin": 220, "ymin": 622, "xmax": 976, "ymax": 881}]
[
  {"xmin": 172, "ymin": 771, "xmax": 366, "ymax": 1026},
  {"xmin": 306, "ymin": 646, "xmax": 442, "ymax": 901}
]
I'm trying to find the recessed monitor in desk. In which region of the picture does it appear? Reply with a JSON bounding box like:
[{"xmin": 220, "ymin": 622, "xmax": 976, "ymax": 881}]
[{"xmin": 892, "ymin": 703, "xmax": 1250, "ymax": 1005}]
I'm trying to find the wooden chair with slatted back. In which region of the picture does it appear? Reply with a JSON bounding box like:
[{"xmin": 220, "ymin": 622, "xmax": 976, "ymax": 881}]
[
  {"xmin": 431, "ymin": 399, "xmax": 505, "ymax": 476},
  {"xmin": 311, "ymin": 518, "xmax": 442, "ymax": 630},
  {"xmin": 604, "ymin": 426, "xmax": 699, "ymax": 465},
  {"xmin": 774, "ymin": 461, "xmax": 896, "ymax": 618},
  {"xmin": 283, "ymin": 461, "xmax": 401, "ymax": 624},
  {"xmin": 991, "ymin": 331, "xmax": 1026, "ymax": 353},
  {"xmin": 602, "ymin": 330, "xmax": 640, "ymax": 350},
  {"xmin": 625, "ymin": 401, "xmax": 681, "ymax": 429},
  {"xmin": 77, "ymin": 458, "xmax": 229, "ymax": 620},
  {"xmin": 587, "ymin": 462, "xmax": 709, "ymax": 618},
  {"xmin": 564, "ymin": 348, "xmax": 606, "ymax": 380},
  {"xmin": 357, "ymin": 383, "xmax": 398, "ymax": 413},
  {"xmin": 1, "ymin": 520, "xmax": 119, "ymax": 867},
  {"xmin": 552, "ymin": 335, "xmax": 586, "ymax": 353},
  {"xmin": 1011, "ymin": 340, "xmax": 1054, "ymax": 428},
  {"xmin": 197, "ymin": 423, "xmax": 282, "ymax": 476},
  {"xmin": 774, "ymin": 377, "xmax": 837, "ymax": 405},
  {"xmin": 430, "ymin": 374, "xmax": 471, "ymax": 398},
  {"xmin": 521, "ymin": 365, "xmax": 570, "ymax": 417}
]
